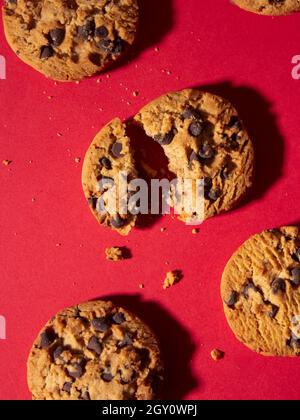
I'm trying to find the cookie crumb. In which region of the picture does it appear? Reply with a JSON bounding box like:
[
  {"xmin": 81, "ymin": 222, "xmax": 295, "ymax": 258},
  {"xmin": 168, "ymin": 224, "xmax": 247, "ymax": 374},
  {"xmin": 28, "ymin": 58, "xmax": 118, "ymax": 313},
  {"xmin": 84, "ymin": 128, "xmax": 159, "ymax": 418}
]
[
  {"xmin": 160, "ymin": 227, "xmax": 166, "ymax": 233},
  {"xmin": 163, "ymin": 270, "xmax": 183, "ymax": 290},
  {"xmin": 75, "ymin": 157, "xmax": 81, "ymax": 163},
  {"xmin": 2, "ymin": 159, "xmax": 12, "ymax": 166},
  {"xmin": 105, "ymin": 246, "xmax": 131, "ymax": 261},
  {"xmin": 210, "ymin": 349, "xmax": 225, "ymax": 361},
  {"xmin": 192, "ymin": 228, "xmax": 200, "ymax": 235},
  {"xmin": 154, "ymin": 47, "xmax": 160, "ymax": 52},
  {"xmin": 133, "ymin": 91, "xmax": 139, "ymax": 97},
  {"xmin": 139, "ymin": 284, "xmax": 145, "ymax": 289}
]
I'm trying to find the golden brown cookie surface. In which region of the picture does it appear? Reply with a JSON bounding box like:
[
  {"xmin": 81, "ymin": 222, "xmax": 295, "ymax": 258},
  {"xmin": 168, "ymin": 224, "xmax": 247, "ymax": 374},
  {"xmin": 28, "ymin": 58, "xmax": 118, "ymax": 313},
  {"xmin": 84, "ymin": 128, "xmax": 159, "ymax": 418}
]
[
  {"xmin": 3, "ymin": 0, "xmax": 139, "ymax": 81},
  {"xmin": 27, "ymin": 300, "xmax": 164, "ymax": 400},
  {"xmin": 232, "ymin": 0, "xmax": 300, "ymax": 15},
  {"xmin": 221, "ymin": 227, "xmax": 300, "ymax": 356}
]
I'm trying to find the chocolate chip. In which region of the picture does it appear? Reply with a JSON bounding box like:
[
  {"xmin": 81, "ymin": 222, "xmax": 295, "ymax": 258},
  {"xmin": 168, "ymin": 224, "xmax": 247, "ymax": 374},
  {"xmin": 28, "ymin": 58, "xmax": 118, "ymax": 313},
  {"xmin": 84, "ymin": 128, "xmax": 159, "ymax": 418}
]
[
  {"xmin": 91, "ymin": 317, "xmax": 110, "ymax": 332},
  {"xmin": 95, "ymin": 26, "xmax": 109, "ymax": 38},
  {"xmin": 154, "ymin": 128, "xmax": 177, "ymax": 146},
  {"xmin": 225, "ymin": 291, "xmax": 239, "ymax": 308},
  {"xmin": 40, "ymin": 329, "xmax": 56, "ymax": 348},
  {"xmin": 81, "ymin": 391, "xmax": 90, "ymax": 400},
  {"xmin": 111, "ymin": 142, "xmax": 123, "ymax": 158},
  {"xmin": 101, "ymin": 372, "xmax": 114, "ymax": 382},
  {"xmin": 62, "ymin": 382, "xmax": 72, "ymax": 393},
  {"xmin": 292, "ymin": 248, "xmax": 300, "ymax": 262},
  {"xmin": 189, "ymin": 151, "xmax": 199, "ymax": 166},
  {"xmin": 269, "ymin": 305, "xmax": 279, "ymax": 319},
  {"xmin": 53, "ymin": 346, "xmax": 64, "ymax": 361},
  {"xmin": 203, "ymin": 176, "xmax": 212, "ymax": 190},
  {"xmin": 78, "ymin": 19, "xmax": 95, "ymax": 40},
  {"xmin": 112, "ymin": 312, "xmax": 126, "ymax": 325},
  {"xmin": 49, "ymin": 28, "xmax": 65, "ymax": 47},
  {"xmin": 118, "ymin": 333, "xmax": 133, "ymax": 348},
  {"xmin": 199, "ymin": 144, "xmax": 214, "ymax": 160},
  {"xmin": 229, "ymin": 116, "xmax": 242, "ymax": 131},
  {"xmin": 208, "ymin": 188, "xmax": 221, "ymax": 202},
  {"xmin": 111, "ymin": 214, "xmax": 125, "ymax": 229},
  {"xmin": 40, "ymin": 46, "xmax": 54, "ymax": 60},
  {"xmin": 88, "ymin": 196, "xmax": 98, "ymax": 209},
  {"xmin": 291, "ymin": 267, "xmax": 300, "ymax": 287},
  {"xmin": 88, "ymin": 52, "xmax": 101, "ymax": 66},
  {"xmin": 271, "ymin": 278, "xmax": 286, "ymax": 294},
  {"xmin": 182, "ymin": 107, "xmax": 202, "ymax": 120},
  {"xmin": 242, "ymin": 282, "xmax": 257, "ymax": 299},
  {"xmin": 68, "ymin": 362, "xmax": 84, "ymax": 379},
  {"xmin": 287, "ymin": 333, "xmax": 300, "ymax": 349},
  {"xmin": 98, "ymin": 38, "xmax": 114, "ymax": 53},
  {"xmin": 113, "ymin": 38, "xmax": 124, "ymax": 55},
  {"xmin": 87, "ymin": 336, "xmax": 102, "ymax": 355},
  {"xmin": 189, "ymin": 121, "xmax": 204, "ymax": 137},
  {"xmin": 100, "ymin": 157, "xmax": 112, "ymax": 170}
]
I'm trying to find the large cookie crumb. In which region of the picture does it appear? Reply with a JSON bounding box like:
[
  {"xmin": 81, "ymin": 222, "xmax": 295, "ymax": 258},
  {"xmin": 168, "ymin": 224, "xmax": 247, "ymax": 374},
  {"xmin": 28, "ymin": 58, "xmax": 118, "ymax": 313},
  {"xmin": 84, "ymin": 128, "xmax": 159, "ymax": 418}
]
[{"xmin": 163, "ymin": 270, "xmax": 182, "ymax": 290}]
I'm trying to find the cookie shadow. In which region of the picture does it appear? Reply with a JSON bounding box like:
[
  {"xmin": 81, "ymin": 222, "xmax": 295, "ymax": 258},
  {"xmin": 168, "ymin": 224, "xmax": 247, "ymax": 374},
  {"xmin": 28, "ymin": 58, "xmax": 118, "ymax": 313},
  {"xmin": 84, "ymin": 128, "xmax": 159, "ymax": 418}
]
[
  {"xmin": 126, "ymin": 122, "xmax": 174, "ymax": 231},
  {"xmin": 107, "ymin": 0, "xmax": 174, "ymax": 73},
  {"xmin": 197, "ymin": 81, "xmax": 284, "ymax": 206},
  {"xmin": 93, "ymin": 294, "xmax": 198, "ymax": 400}
]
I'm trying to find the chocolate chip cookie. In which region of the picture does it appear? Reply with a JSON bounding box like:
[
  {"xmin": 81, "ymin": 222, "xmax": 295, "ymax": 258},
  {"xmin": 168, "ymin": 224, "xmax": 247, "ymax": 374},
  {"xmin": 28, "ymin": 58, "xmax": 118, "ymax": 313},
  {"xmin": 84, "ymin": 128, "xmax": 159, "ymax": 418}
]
[
  {"xmin": 82, "ymin": 118, "xmax": 138, "ymax": 236},
  {"xmin": 221, "ymin": 226, "xmax": 300, "ymax": 356},
  {"xmin": 232, "ymin": 0, "xmax": 300, "ymax": 15},
  {"xmin": 134, "ymin": 89, "xmax": 254, "ymax": 223},
  {"xmin": 3, "ymin": 0, "xmax": 139, "ymax": 81},
  {"xmin": 27, "ymin": 300, "xmax": 164, "ymax": 400}
]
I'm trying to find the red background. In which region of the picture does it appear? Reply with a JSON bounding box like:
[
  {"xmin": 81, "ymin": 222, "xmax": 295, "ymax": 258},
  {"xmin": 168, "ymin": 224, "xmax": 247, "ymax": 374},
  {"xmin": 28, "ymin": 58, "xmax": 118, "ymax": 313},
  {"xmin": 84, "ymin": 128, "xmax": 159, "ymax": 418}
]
[{"xmin": 1, "ymin": 0, "xmax": 300, "ymax": 400}]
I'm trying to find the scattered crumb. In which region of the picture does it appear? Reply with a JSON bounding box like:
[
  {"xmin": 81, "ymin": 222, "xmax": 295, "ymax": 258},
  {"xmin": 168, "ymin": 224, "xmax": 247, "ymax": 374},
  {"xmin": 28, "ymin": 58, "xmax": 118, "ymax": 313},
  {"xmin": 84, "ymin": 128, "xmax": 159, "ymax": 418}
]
[
  {"xmin": 155, "ymin": 47, "xmax": 160, "ymax": 52},
  {"xmin": 75, "ymin": 81, "xmax": 80, "ymax": 85},
  {"xmin": 133, "ymin": 91, "xmax": 139, "ymax": 97},
  {"xmin": 75, "ymin": 157, "xmax": 81, "ymax": 163},
  {"xmin": 57, "ymin": 132, "xmax": 63, "ymax": 137},
  {"xmin": 192, "ymin": 228, "xmax": 200, "ymax": 235},
  {"xmin": 47, "ymin": 96, "xmax": 53, "ymax": 100},
  {"xmin": 55, "ymin": 243, "xmax": 61, "ymax": 247},
  {"xmin": 165, "ymin": 261, "xmax": 170, "ymax": 266},
  {"xmin": 163, "ymin": 270, "xmax": 183, "ymax": 290},
  {"xmin": 211, "ymin": 349, "xmax": 225, "ymax": 361},
  {"xmin": 160, "ymin": 227, "xmax": 166, "ymax": 233},
  {"xmin": 105, "ymin": 246, "xmax": 131, "ymax": 261},
  {"xmin": 139, "ymin": 284, "xmax": 145, "ymax": 289},
  {"xmin": 2, "ymin": 159, "xmax": 12, "ymax": 166},
  {"xmin": 31, "ymin": 198, "xmax": 36, "ymax": 202},
  {"xmin": 140, "ymin": 160, "xmax": 158, "ymax": 178},
  {"xmin": 106, "ymin": 74, "xmax": 111, "ymax": 79}
]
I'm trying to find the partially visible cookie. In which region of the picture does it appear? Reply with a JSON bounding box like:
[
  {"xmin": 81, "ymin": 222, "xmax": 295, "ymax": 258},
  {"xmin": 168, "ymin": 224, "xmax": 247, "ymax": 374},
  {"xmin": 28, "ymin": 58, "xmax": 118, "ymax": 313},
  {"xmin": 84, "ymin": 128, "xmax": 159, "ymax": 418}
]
[
  {"xmin": 3, "ymin": 0, "xmax": 139, "ymax": 81},
  {"xmin": 134, "ymin": 89, "xmax": 254, "ymax": 223},
  {"xmin": 232, "ymin": 0, "xmax": 300, "ymax": 15},
  {"xmin": 82, "ymin": 118, "xmax": 138, "ymax": 236},
  {"xmin": 27, "ymin": 300, "xmax": 164, "ymax": 400},
  {"xmin": 221, "ymin": 226, "xmax": 300, "ymax": 356}
]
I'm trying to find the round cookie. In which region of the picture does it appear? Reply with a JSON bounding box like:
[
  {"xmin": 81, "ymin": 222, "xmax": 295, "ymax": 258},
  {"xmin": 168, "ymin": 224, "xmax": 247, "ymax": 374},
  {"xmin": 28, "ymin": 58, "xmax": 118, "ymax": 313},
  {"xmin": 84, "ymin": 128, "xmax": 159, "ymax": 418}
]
[
  {"xmin": 221, "ymin": 226, "xmax": 300, "ymax": 356},
  {"xmin": 3, "ymin": 0, "xmax": 139, "ymax": 81},
  {"xmin": 27, "ymin": 300, "xmax": 164, "ymax": 400},
  {"xmin": 82, "ymin": 118, "xmax": 138, "ymax": 236},
  {"xmin": 232, "ymin": 0, "xmax": 300, "ymax": 15},
  {"xmin": 134, "ymin": 89, "xmax": 254, "ymax": 223}
]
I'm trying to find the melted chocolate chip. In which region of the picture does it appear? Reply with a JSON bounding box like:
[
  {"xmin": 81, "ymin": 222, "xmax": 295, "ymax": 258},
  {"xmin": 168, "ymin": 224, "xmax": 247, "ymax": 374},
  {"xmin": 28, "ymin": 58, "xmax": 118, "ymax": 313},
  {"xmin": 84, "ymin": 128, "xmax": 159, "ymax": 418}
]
[
  {"xmin": 269, "ymin": 305, "xmax": 279, "ymax": 319},
  {"xmin": 91, "ymin": 317, "xmax": 110, "ymax": 332},
  {"xmin": 40, "ymin": 329, "xmax": 56, "ymax": 349},
  {"xmin": 68, "ymin": 362, "xmax": 84, "ymax": 379},
  {"xmin": 112, "ymin": 312, "xmax": 126, "ymax": 325},
  {"xmin": 118, "ymin": 334, "xmax": 133, "ymax": 348},
  {"xmin": 113, "ymin": 38, "xmax": 124, "ymax": 55},
  {"xmin": 287, "ymin": 333, "xmax": 300, "ymax": 349},
  {"xmin": 101, "ymin": 372, "xmax": 114, "ymax": 382},
  {"xmin": 88, "ymin": 52, "xmax": 101, "ymax": 66},
  {"xmin": 98, "ymin": 38, "xmax": 114, "ymax": 53},
  {"xmin": 53, "ymin": 346, "xmax": 64, "ymax": 361},
  {"xmin": 271, "ymin": 278, "xmax": 286, "ymax": 294},
  {"xmin": 88, "ymin": 196, "xmax": 98, "ymax": 209},
  {"xmin": 95, "ymin": 26, "xmax": 109, "ymax": 38},
  {"xmin": 188, "ymin": 120, "xmax": 204, "ymax": 137},
  {"xmin": 182, "ymin": 107, "xmax": 202, "ymax": 120},
  {"xmin": 229, "ymin": 116, "xmax": 242, "ymax": 131},
  {"xmin": 62, "ymin": 382, "xmax": 72, "ymax": 393},
  {"xmin": 87, "ymin": 336, "xmax": 102, "ymax": 355},
  {"xmin": 49, "ymin": 28, "xmax": 65, "ymax": 47},
  {"xmin": 81, "ymin": 391, "xmax": 90, "ymax": 400},
  {"xmin": 208, "ymin": 188, "xmax": 221, "ymax": 202},
  {"xmin": 100, "ymin": 157, "xmax": 112, "ymax": 170},
  {"xmin": 242, "ymin": 281, "xmax": 257, "ymax": 299},
  {"xmin": 111, "ymin": 214, "xmax": 126, "ymax": 229},
  {"xmin": 154, "ymin": 128, "xmax": 177, "ymax": 146},
  {"xmin": 189, "ymin": 151, "xmax": 200, "ymax": 167},
  {"xmin": 111, "ymin": 142, "xmax": 123, "ymax": 158},
  {"xmin": 199, "ymin": 144, "xmax": 215, "ymax": 160},
  {"xmin": 40, "ymin": 46, "xmax": 54, "ymax": 59},
  {"xmin": 291, "ymin": 267, "xmax": 300, "ymax": 287},
  {"xmin": 225, "ymin": 291, "xmax": 239, "ymax": 308},
  {"xmin": 78, "ymin": 19, "xmax": 95, "ymax": 40}
]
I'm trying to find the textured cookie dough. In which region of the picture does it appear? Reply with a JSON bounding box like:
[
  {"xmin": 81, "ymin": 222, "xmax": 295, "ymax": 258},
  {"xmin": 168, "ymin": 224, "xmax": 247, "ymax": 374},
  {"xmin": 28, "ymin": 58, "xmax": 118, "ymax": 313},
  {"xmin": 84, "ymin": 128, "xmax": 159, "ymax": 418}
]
[
  {"xmin": 232, "ymin": 0, "xmax": 300, "ymax": 15},
  {"xmin": 3, "ymin": 0, "xmax": 139, "ymax": 81},
  {"xmin": 105, "ymin": 246, "xmax": 124, "ymax": 261},
  {"xmin": 82, "ymin": 118, "xmax": 138, "ymax": 236},
  {"xmin": 27, "ymin": 300, "xmax": 164, "ymax": 400},
  {"xmin": 135, "ymin": 89, "xmax": 254, "ymax": 223},
  {"xmin": 221, "ymin": 226, "xmax": 300, "ymax": 356}
]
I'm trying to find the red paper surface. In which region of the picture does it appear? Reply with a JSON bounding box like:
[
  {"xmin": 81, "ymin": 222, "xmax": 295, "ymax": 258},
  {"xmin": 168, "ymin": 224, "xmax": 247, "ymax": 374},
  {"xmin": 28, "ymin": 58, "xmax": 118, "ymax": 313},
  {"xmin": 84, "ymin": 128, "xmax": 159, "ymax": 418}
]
[{"xmin": 1, "ymin": 0, "xmax": 300, "ymax": 400}]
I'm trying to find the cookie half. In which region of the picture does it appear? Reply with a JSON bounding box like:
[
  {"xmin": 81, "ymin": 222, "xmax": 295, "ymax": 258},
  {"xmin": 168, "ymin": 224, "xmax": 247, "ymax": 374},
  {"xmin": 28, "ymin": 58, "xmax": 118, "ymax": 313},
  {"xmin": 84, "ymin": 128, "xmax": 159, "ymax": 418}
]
[
  {"xmin": 3, "ymin": 0, "xmax": 139, "ymax": 81},
  {"xmin": 27, "ymin": 300, "xmax": 164, "ymax": 400},
  {"xmin": 232, "ymin": 0, "xmax": 300, "ymax": 15},
  {"xmin": 82, "ymin": 118, "xmax": 138, "ymax": 236},
  {"xmin": 221, "ymin": 226, "xmax": 300, "ymax": 356},
  {"xmin": 134, "ymin": 89, "xmax": 254, "ymax": 222}
]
